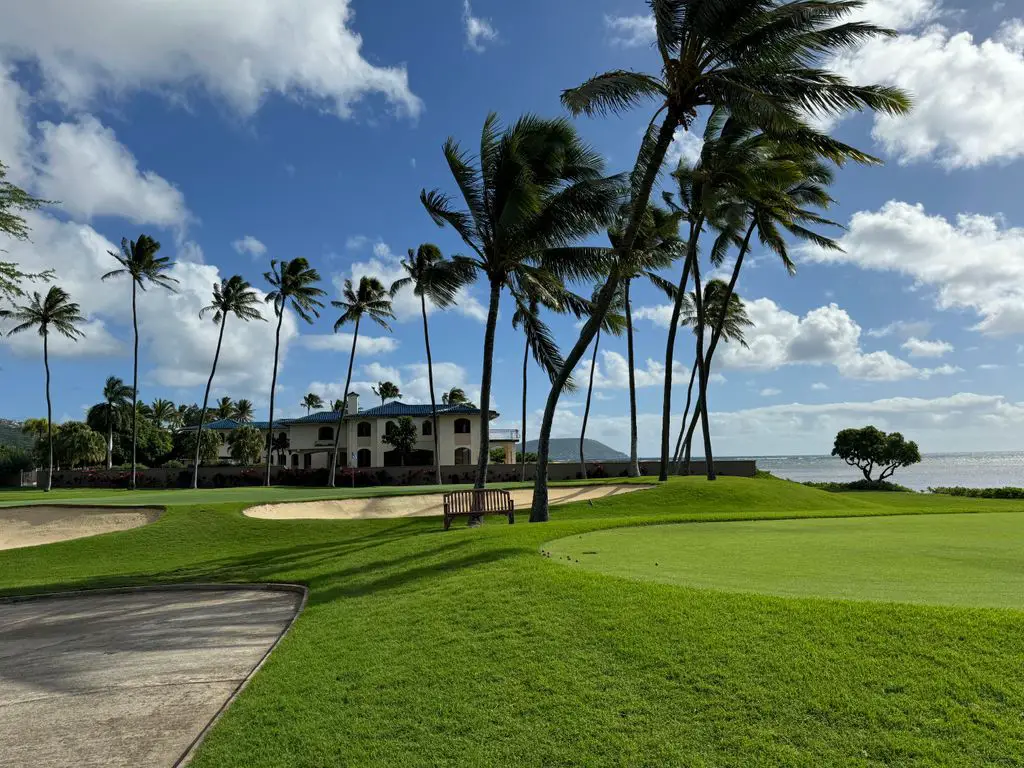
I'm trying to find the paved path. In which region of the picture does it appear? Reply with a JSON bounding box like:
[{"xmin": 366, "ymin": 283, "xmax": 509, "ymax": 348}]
[{"xmin": 0, "ymin": 587, "xmax": 302, "ymax": 767}]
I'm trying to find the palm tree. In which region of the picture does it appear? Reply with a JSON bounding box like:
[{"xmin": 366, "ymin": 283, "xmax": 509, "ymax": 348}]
[
  {"xmin": 371, "ymin": 381, "xmax": 401, "ymax": 405},
  {"xmin": 1, "ymin": 286, "xmax": 85, "ymax": 490},
  {"xmin": 102, "ymin": 234, "xmax": 178, "ymax": 489},
  {"xmin": 192, "ymin": 276, "xmax": 264, "ymax": 488},
  {"xmin": 150, "ymin": 398, "xmax": 175, "ymax": 429},
  {"xmin": 233, "ymin": 398, "xmax": 255, "ymax": 422},
  {"xmin": 327, "ymin": 276, "xmax": 394, "ymax": 486},
  {"xmin": 530, "ymin": 0, "xmax": 910, "ymax": 521},
  {"xmin": 390, "ymin": 243, "xmax": 474, "ymax": 485},
  {"xmin": 264, "ymin": 258, "xmax": 326, "ymax": 486},
  {"xmin": 442, "ymin": 387, "xmax": 469, "ymax": 406},
  {"xmin": 331, "ymin": 399, "xmax": 344, "ymax": 412},
  {"xmin": 86, "ymin": 377, "xmax": 134, "ymax": 469},
  {"xmin": 579, "ymin": 286, "xmax": 626, "ymax": 480},
  {"xmin": 301, "ymin": 393, "xmax": 324, "ymax": 415},
  {"xmin": 422, "ymin": 112, "xmax": 621, "ymax": 490}
]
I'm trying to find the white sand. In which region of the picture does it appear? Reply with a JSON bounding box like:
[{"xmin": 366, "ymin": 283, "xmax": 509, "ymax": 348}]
[
  {"xmin": 246, "ymin": 484, "xmax": 654, "ymax": 521},
  {"xmin": 0, "ymin": 506, "xmax": 159, "ymax": 550}
]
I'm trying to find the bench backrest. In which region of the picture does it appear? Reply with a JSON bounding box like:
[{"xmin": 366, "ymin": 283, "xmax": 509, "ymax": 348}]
[{"xmin": 444, "ymin": 488, "xmax": 513, "ymax": 514}]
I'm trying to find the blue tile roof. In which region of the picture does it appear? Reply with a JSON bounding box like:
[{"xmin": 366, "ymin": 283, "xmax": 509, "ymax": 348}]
[
  {"xmin": 356, "ymin": 401, "xmax": 483, "ymax": 417},
  {"xmin": 289, "ymin": 411, "xmax": 346, "ymax": 423},
  {"xmin": 188, "ymin": 403, "xmax": 492, "ymax": 431}
]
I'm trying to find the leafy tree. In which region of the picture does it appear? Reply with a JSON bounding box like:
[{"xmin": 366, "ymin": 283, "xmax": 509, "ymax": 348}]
[
  {"xmin": 193, "ymin": 275, "xmax": 264, "ymax": 487},
  {"xmin": 150, "ymin": 398, "xmax": 175, "ymax": 429},
  {"xmin": 0, "ymin": 445, "xmax": 33, "ymax": 480},
  {"xmin": 579, "ymin": 286, "xmax": 626, "ymax": 479},
  {"xmin": 0, "ymin": 160, "xmax": 53, "ymax": 306},
  {"xmin": 489, "ymin": 447, "xmax": 507, "ymax": 464},
  {"xmin": 442, "ymin": 387, "xmax": 469, "ymax": 406},
  {"xmin": 391, "ymin": 243, "xmax": 475, "ymax": 484},
  {"xmin": 422, "ymin": 112, "xmax": 621, "ymax": 492},
  {"xmin": 174, "ymin": 429, "xmax": 220, "ymax": 466},
  {"xmin": 832, "ymin": 426, "xmax": 921, "ymax": 483},
  {"xmin": 531, "ymin": 0, "xmax": 910, "ymax": 522},
  {"xmin": 1, "ymin": 286, "xmax": 86, "ymax": 490},
  {"xmin": 271, "ymin": 431, "xmax": 290, "ymax": 464},
  {"xmin": 371, "ymin": 381, "xmax": 401, "ymax": 405},
  {"xmin": 381, "ymin": 416, "xmax": 418, "ymax": 466},
  {"xmin": 54, "ymin": 421, "xmax": 105, "ymax": 468},
  {"xmin": 264, "ymin": 258, "xmax": 326, "ymax": 485},
  {"xmin": 229, "ymin": 425, "xmax": 266, "ymax": 466},
  {"xmin": 112, "ymin": 417, "xmax": 172, "ymax": 467},
  {"xmin": 233, "ymin": 398, "xmax": 255, "ymax": 422},
  {"xmin": 331, "ymin": 399, "xmax": 344, "ymax": 412},
  {"xmin": 302, "ymin": 393, "xmax": 324, "ymax": 414},
  {"xmin": 327, "ymin": 276, "xmax": 394, "ymax": 486},
  {"xmin": 176, "ymin": 403, "xmax": 202, "ymax": 428},
  {"xmin": 86, "ymin": 376, "xmax": 134, "ymax": 468},
  {"xmin": 516, "ymin": 450, "xmax": 538, "ymax": 463},
  {"xmin": 102, "ymin": 234, "xmax": 178, "ymax": 489}
]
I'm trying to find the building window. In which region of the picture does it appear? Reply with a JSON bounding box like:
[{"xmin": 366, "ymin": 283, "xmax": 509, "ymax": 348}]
[
  {"xmin": 304, "ymin": 453, "xmax": 313, "ymax": 469},
  {"xmin": 454, "ymin": 418, "xmax": 471, "ymax": 434},
  {"xmin": 422, "ymin": 420, "xmax": 432, "ymax": 436},
  {"xmin": 385, "ymin": 421, "xmax": 396, "ymax": 436},
  {"xmin": 291, "ymin": 454, "xmax": 299, "ymax": 468},
  {"xmin": 357, "ymin": 449, "xmax": 372, "ymax": 468},
  {"xmin": 278, "ymin": 454, "xmax": 287, "ymax": 466},
  {"xmin": 357, "ymin": 421, "xmax": 372, "ymax": 437},
  {"xmin": 317, "ymin": 426, "xmax": 334, "ymax": 441},
  {"xmin": 454, "ymin": 447, "xmax": 472, "ymax": 465}
]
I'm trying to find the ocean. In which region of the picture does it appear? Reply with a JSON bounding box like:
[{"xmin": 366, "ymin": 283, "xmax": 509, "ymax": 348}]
[{"xmin": 745, "ymin": 452, "xmax": 1024, "ymax": 491}]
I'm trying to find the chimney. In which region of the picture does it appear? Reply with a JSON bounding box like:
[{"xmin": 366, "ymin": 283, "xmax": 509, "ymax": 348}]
[{"xmin": 346, "ymin": 392, "xmax": 359, "ymax": 415}]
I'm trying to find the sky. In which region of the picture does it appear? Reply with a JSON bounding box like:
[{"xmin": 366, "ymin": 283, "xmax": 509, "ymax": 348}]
[{"xmin": 1, "ymin": 0, "xmax": 1024, "ymax": 458}]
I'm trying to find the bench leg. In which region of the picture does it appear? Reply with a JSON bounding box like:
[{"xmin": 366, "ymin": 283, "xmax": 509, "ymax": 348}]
[
  {"xmin": 444, "ymin": 515, "xmax": 451, "ymax": 531},
  {"xmin": 508, "ymin": 512, "xmax": 514, "ymax": 525}
]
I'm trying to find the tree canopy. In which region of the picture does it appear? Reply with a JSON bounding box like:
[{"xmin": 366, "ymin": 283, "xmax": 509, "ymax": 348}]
[{"xmin": 832, "ymin": 426, "xmax": 921, "ymax": 483}]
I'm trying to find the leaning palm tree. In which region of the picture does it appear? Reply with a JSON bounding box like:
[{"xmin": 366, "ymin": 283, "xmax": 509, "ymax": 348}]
[
  {"xmin": 1, "ymin": 286, "xmax": 85, "ymax": 491},
  {"xmin": 233, "ymin": 398, "xmax": 255, "ymax": 422},
  {"xmin": 102, "ymin": 234, "xmax": 178, "ymax": 489},
  {"xmin": 390, "ymin": 243, "xmax": 474, "ymax": 484},
  {"xmin": 371, "ymin": 381, "xmax": 401, "ymax": 405},
  {"xmin": 530, "ymin": 0, "xmax": 910, "ymax": 521},
  {"xmin": 192, "ymin": 276, "xmax": 264, "ymax": 488},
  {"xmin": 264, "ymin": 258, "xmax": 326, "ymax": 485},
  {"xmin": 422, "ymin": 112, "xmax": 621, "ymax": 490},
  {"xmin": 301, "ymin": 393, "xmax": 324, "ymax": 415},
  {"xmin": 86, "ymin": 376, "xmax": 133, "ymax": 469},
  {"xmin": 579, "ymin": 286, "xmax": 626, "ymax": 480},
  {"xmin": 442, "ymin": 387, "xmax": 469, "ymax": 406},
  {"xmin": 214, "ymin": 396, "xmax": 234, "ymax": 420},
  {"xmin": 327, "ymin": 276, "xmax": 395, "ymax": 486},
  {"xmin": 331, "ymin": 399, "xmax": 344, "ymax": 412},
  {"xmin": 150, "ymin": 398, "xmax": 175, "ymax": 429}
]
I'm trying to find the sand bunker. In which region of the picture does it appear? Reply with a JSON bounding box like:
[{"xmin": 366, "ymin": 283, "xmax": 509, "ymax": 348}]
[
  {"xmin": 246, "ymin": 484, "xmax": 654, "ymax": 521},
  {"xmin": 0, "ymin": 506, "xmax": 159, "ymax": 550}
]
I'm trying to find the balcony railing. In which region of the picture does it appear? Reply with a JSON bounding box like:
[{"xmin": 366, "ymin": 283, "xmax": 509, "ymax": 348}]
[{"xmin": 489, "ymin": 429, "xmax": 520, "ymax": 441}]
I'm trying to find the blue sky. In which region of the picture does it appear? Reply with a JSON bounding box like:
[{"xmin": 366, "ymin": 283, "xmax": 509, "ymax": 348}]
[{"xmin": 2, "ymin": 0, "xmax": 1024, "ymax": 457}]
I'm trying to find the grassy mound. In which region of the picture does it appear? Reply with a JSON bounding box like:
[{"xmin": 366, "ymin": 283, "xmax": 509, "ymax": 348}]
[{"xmin": 2, "ymin": 477, "xmax": 1024, "ymax": 766}]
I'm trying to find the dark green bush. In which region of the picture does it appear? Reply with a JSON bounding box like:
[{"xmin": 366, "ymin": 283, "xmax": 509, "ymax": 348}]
[
  {"xmin": 804, "ymin": 479, "xmax": 915, "ymax": 493},
  {"xmin": 929, "ymin": 486, "xmax": 1024, "ymax": 499}
]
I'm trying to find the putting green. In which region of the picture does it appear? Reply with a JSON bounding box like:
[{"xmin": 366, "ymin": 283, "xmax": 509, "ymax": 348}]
[{"xmin": 546, "ymin": 511, "xmax": 1024, "ymax": 609}]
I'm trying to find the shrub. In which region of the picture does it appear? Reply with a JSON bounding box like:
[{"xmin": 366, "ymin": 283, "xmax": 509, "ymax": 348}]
[
  {"xmin": 929, "ymin": 486, "xmax": 1024, "ymax": 499},
  {"xmin": 804, "ymin": 479, "xmax": 915, "ymax": 493}
]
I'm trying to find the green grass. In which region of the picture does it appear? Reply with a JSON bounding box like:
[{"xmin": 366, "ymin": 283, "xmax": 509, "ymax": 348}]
[
  {"xmin": 546, "ymin": 512, "xmax": 1024, "ymax": 609},
  {"xmin": 3, "ymin": 476, "xmax": 1024, "ymax": 766}
]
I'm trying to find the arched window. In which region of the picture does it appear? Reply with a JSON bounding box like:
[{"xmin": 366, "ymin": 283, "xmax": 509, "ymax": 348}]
[
  {"xmin": 385, "ymin": 421, "xmax": 396, "ymax": 436},
  {"xmin": 357, "ymin": 449, "xmax": 372, "ymax": 467},
  {"xmin": 454, "ymin": 447, "xmax": 472, "ymax": 465},
  {"xmin": 422, "ymin": 420, "xmax": 432, "ymax": 436},
  {"xmin": 317, "ymin": 426, "xmax": 334, "ymax": 441},
  {"xmin": 357, "ymin": 421, "xmax": 372, "ymax": 437},
  {"xmin": 454, "ymin": 418, "xmax": 471, "ymax": 434}
]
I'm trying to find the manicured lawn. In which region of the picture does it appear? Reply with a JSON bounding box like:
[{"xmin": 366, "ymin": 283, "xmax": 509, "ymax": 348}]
[{"xmin": 2, "ymin": 476, "xmax": 1024, "ymax": 766}]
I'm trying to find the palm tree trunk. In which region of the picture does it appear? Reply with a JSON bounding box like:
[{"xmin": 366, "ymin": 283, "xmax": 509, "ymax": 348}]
[
  {"xmin": 473, "ymin": 279, "xmax": 502, "ymax": 493},
  {"xmin": 657, "ymin": 215, "xmax": 703, "ymax": 482},
  {"xmin": 130, "ymin": 279, "xmax": 139, "ymax": 490},
  {"xmin": 580, "ymin": 329, "xmax": 600, "ymax": 481},
  {"xmin": 520, "ymin": 334, "xmax": 529, "ymax": 483},
  {"xmin": 624, "ymin": 278, "xmax": 641, "ymax": 477},
  {"xmin": 672, "ymin": 357, "xmax": 698, "ymax": 472},
  {"xmin": 531, "ymin": 107, "xmax": 680, "ymax": 523},
  {"xmin": 420, "ymin": 293, "xmax": 442, "ymax": 486},
  {"xmin": 106, "ymin": 419, "xmax": 113, "ymax": 470},
  {"xmin": 264, "ymin": 308, "xmax": 285, "ymax": 487},
  {"xmin": 689, "ymin": 256, "xmax": 715, "ymax": 480},
  {"xmin": 193, "ymin": 316, "xmax": 227, "ymax": 489},
  {"xmin": 328, "ymin": 316, "xmax": 360, "ymax": 487},
  {"xmin": 44, "ymin": 333, "xmax": 52, "ymax": 493}
]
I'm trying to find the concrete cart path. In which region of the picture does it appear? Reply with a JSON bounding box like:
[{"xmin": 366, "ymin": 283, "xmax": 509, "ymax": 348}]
[{"xmin": 0, "ymin": 588, "xmax": 303, "ymax": 768}]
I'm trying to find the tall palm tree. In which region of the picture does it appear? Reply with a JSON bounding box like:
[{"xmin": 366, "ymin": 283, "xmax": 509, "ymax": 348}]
[
  {"xmin": 422, "ymin": 112, "xmax": 621, "ymax": 490},
  {"xmin": 371, "ymin": 381, "xmax": 401, "ymax": 405},
  {"xmin": 579, "ymin": 287, "xmax": 626, "ymax": 479},
  {"xmin": 331, "ymin": 399, "xmax": 344, "ymax": 412},
  {"xmin": 102, "ymin": 234, "xmax": 178, "ymax": 489},
  {"xmin": 150, "ymin": 398, "xmax": 175, "ymax": 429},
  {"xmin": 390, "ymin": 243, "xmax": 474, "ymax": 485},
  {"xmin": 327, "ymin": 276, "xmax": 395, "ymax": 486},
  {"xmin": 193, "ymin": 276, "xmax": 264, "ymax": 488},
  {"xmin": 1, "ymin": 286, "xmax": 85, "ymax": 491},
  {"xmin": 301, "ymin": 393, "xmax": 324, "ymax": 415},
  {"xmin": 214, "ymin": 396, "xmax": 235, "ymax": 420},
  {"xmin": 442, "ymin": 387, "xmax": 469, "ymax": 406},
  {"xmin": 86, "ymin": 376, "xmax": 134, "ymax": 469},
  {"xmin": 233, "ymin": 398, "xmax": 255, "ymax": 422},
  {"xmin": 530, "ymin": 0, "xmax": 910, "ymax": 521},
  {"xmin": 264, "ymin": 258, "xmax": 326, "ymax": 486}
]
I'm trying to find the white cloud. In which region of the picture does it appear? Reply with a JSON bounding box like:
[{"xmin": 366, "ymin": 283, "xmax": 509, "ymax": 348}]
[
  {"xmin": 33, "ymin": 116, "xmax": 189, "ymax": 227},
  {"xmin": 901, "ymin": 336, "xmax": 953, "ymax": 357},
  {"xmin": 803, "ymin": 201, "xmax": 1024, "ymax": 335},
  {"xmin": 811, "ymin": 382, "xmax": 829, "ymax": 391},
  {"xmin": 232, "ymin": 235, "xmax": 267, "ymax": 258},
  {"xmin": 298, "ymin": 333, "xmax": 398, "ymax": 355},
  {"xmin": 828, "ymin": 16, "xmax": 1024, "ymax": 167},
  {"xmin": 1, "ymin": 317, "xmax": 123, "ymax": 359},
  {"xmin": 0, "ymin": 0, "xmax": 422, "ymax": 119},
  {"xmin": 362, "ymin": 362, "xmax": 400, "ymax": 382},
  {"xmin": 632, "ymin": 304, "xmax": 676, "ymax": 328},
  {"xmin": 666, "ymin": 128, "xmax": 704, "ymax": 166},
  {"xmin": 308, "ymin": 360, "xmax": 480, "ymax": 410},
  {"xmin": 463, "ymin": 1, "xmax": 498, "ymax": 52},
  {"xmin": 605, "ymin": 15, "xmax": 655, "ymax": 47},
  {"xmin": 575, "ymin": 349, "xmax": 688, "ymax": 390},
  {"xmin": 978, "ymin": 363, "xmax": 1004, "ymax": 370},
  {"xmin": 853, "ymin": 0, "xmax": 941, "ymax": 30},
  {"xmin": 0, "ymin": 66, "xmax": 31, "ymax": 183},
  {"xmin": 866, "ymin": 319, "xmax": 933, "ymax": 338},
  {"xmin": 345, "ymin": 235, "xmax": 369, "ymax": 250},
  {"xmin": 760, "ymin": 388, "xmax": 781, "ymax": 397}
]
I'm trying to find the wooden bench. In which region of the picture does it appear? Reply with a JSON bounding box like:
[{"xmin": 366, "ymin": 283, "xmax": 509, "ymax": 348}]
[{"xmin": 443, "ymin": 489, "xmax": 515, "ymax": 530}]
